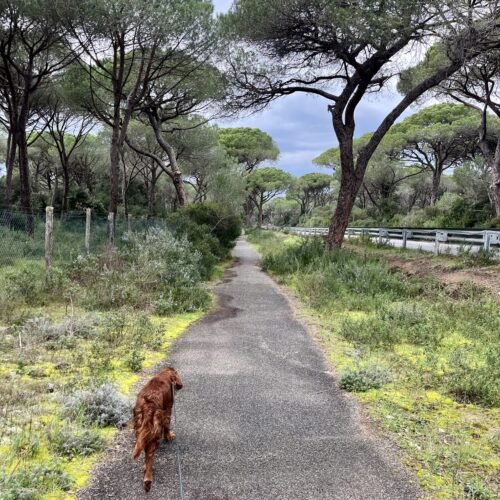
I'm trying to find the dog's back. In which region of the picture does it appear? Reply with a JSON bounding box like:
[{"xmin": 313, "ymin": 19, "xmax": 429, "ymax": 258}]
[
  {"xmin": 133, "ymin": 369, "xmax": 178, "ymax": 458},
  {"xmin": 132, "ymin": 367, "xmax": 183, "ymax": 491}
]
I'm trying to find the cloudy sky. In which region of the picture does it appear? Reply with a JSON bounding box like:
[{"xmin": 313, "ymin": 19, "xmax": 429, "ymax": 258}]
[{"xmin": 213, "ymin": 0, "xmax": 418, "ymax": 177}]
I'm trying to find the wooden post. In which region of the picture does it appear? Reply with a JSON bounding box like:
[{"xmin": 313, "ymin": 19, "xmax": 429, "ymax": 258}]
[
  {"xmin": 85, "ymin": 208, "xmax": 91, "ymax": 255},
  {"xmin": 107, "ymin": 212, "xmax": 115, "ymax": 245},
  {"xmin": 45, "ymin": 206, "xmax": 54, "ymax": 269}
]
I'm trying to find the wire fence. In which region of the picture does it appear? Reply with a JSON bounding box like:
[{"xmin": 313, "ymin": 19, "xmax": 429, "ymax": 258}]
[{"xmin": 0, "ymin": 207, "xmax": 168, "ymax": 268}]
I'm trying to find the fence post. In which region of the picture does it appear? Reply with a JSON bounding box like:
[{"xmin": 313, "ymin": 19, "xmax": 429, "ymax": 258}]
[
  {"xmin": 127, "ymin": 214, "xmax": 132, "ymax": 234},
  {"xmin": 402, "ymin": 230, "xmax": 408, "ymax": 249},
  {"xmin": 434, "ymin": 231, "xmax": 439, "ymax": 256},
  {"xmin": 45, "ymin": 206, "xmax": 54, "ymax": 269},
  {"xmin": 378, "ymin": 229, "xmax": 383, "ymax": 245},
  {"xmin": 107, "ymin": 212, "xmax": 115, "ymax": 245},
  {"xmin": 483, "ymin": 232, "xmax": 491, "ymax": 252},
  {"xmin": 85, "ymin": 208, "xmax": 91, "ymax": 255}
]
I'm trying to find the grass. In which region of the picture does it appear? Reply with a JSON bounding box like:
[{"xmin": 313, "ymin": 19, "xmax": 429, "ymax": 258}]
[{"xmin": 248, "ymin": 229, "xmax": 500, "ymax": 499}]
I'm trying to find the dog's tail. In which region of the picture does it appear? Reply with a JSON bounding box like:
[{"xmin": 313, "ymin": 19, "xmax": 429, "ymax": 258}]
[{"xmin": 132, "ymin": 404, "xmax": 164, "ymax": 460}]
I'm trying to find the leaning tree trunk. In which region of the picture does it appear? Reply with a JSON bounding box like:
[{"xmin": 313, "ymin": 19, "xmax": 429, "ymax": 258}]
[
  {"xmin": 326, "ymin": 167, "xmax": 361, "ymax": 250},
  {"xmin": 172, "ymin": 171, "xmax": 186, "ymax": 208}
]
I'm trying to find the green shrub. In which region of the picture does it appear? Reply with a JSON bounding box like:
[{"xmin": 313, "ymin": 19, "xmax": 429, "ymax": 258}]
[
  {"xmin": 126, "ymin": 347, "xmax": 145, "ymax": 372},
  {"xmin": 63, "ymin": 383, "xmax": 130, "ymax": 428},
  {"xmin": 67, "ymin": 228, "xmax": 210, "ymax": 313},
  {"xmin": 339, "ymin": 366, "xmax": 392, "ymax": 392},
  {"xmin": 446, "ymin": 344, "xmax": 500, "ymax": 407},
  {"xmin": 154, "ymin": 284, "xmax": 211, "ymax": 316},
  {"xmin": 458, "ymin": 247, "xmax": 498, "ymax": 267},
  {"xmin": 48, "ymin": 425, "xmax": 104, "ymax": 457},
  {"xmin": 131, "ymin": 313, "xmax": 163, "ymax": 349},
  {"xmin": 166, "ymin": 204, "xmax": 241, "ymax": 277},
  {"xmin": 4, "ymin": 268, "xmax": 43, "ymax": 305},
  {"xmin": 0, "ymin": 463, "xmax": 72, "ymax": 499},
  {"xmin": 170, "ymin": 203, "xmax": 241, "ymax": 250}
]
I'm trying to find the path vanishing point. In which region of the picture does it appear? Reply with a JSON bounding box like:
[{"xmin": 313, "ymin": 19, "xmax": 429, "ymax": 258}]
[{"xmin": 79, "ymin": 237, "xmax": 421, "ymax": 500}]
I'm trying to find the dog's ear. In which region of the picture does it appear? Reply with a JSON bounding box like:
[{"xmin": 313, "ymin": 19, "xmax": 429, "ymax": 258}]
[{"xmin": 172, "ymin": 370, "xmax": 183, "ymax": 391}]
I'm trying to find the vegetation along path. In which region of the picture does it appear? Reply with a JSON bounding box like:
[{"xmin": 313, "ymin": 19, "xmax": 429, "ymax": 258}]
[{"xmin": 80, "ymin": 237, "xmax": 421, "ymax": 499}]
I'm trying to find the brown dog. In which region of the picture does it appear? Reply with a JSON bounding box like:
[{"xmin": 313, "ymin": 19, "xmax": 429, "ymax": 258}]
[{"xmin": 132, "ymin": 367, "xmax": 183, "ymax": 492}]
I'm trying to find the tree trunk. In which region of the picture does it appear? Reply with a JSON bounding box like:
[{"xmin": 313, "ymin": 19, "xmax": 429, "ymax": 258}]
[
  {"xmin": 16, "ymin": 129, "xmax": 34, "ymax": 236},
  {"xmin": 51, "ymin": 168, "xmax": 58, "ymax": 207},
  {"xmin": 148, "ymin": 173, "xmax": 157, "ymax": 218},
  {"xmin": 430, "ymin": 168, "xmax": 442, "ymax": 206},
  {"xmin": 4, "ymin": 128, "xmax": 17, "ymax": 227},
  {"xmin": 244, "ymin": 196, "xmax": 253, "ymax": 226},
  {"xmin": 61, "ymin": 164, "xmax": 70, "ymax": 217},
  {"xmin": 258, "ymin": 195, "xmax": 264, "ymax": 227},
  {"xmin": 147, "ymin": 114, "xmax": 187, "ymax": 207},
  {"xmin": 326, "ymin": 168, "xmax": 360, "ymax": 250},
  {"xmin": 109, "ymin": 126, "xmax": 121, "ymax": 217},
  {"xmin": 172, "ymin": 171, "xmax": 186, "ymax": 207},
  {"xmin": 121, "ymin": 151, "xmax": 129, "ymax": 219}
]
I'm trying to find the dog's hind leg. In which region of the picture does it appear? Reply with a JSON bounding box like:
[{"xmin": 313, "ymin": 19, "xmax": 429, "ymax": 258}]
[
  {"xmin": 163, "ymin": 415, "xmax": 175, "ymax": 442},
  {"xmin": 143, "ymin": 440, "xmax": 158, "ymax": 493}
]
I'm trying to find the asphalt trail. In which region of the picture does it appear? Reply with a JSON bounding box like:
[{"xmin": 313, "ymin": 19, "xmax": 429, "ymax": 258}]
[{"xmin": 79, "ymin": 237, "xmax": 421, "ymax": 500}]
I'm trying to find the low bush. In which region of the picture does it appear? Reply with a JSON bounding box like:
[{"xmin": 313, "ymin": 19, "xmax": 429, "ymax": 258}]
[
  {"xmin": 446, "ymin": 344, "xmax": 500, "ymax": 407},
  {"xmin": 63, "ymin": 383, "xmax": 130, "ymax": 428},
  {"xmin": 4, "ymin": 268, "xmax": 44, "ymax": 306},
  {"xmin": 65, "ymin": 228, "xmax": 210, "ymax": 313},
  {"xmin": 48, "ymin": 424, "xmax": 104, "ymax": 457},
  {"xmin": 339, "ymin": 366, "xmax": 392, "ymax": 392},
  {"xmin": 18, "ymin": 314, "xmax": 101, "ymax": 349},
  {"xmin": 154, "ymin": 284, "xmax": 211, "ymax": 316},
  {"xmin": 125, "ymin": 347, "xmax": 146, "ymax": 372},
  {"xmin": 0, "ymin": 463, "xmax": 72, "ymax": 499}
]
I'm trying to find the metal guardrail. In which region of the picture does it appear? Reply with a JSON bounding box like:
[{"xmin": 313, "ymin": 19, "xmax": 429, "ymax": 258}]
[{"xmin": 280, "ymin": 226, "xmax": 500, "ymax": 255}]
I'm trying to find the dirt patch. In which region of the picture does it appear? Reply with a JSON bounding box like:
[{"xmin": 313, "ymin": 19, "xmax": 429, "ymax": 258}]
[{"xmin": 388, "ymin": 256, "xmax": 500, "ymax": 299}]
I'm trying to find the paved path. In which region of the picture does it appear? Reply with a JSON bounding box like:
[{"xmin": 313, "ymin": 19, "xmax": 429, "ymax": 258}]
[{"xmin": 79, "ymin": 237, "xmax": 421, "ymax": 500}]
